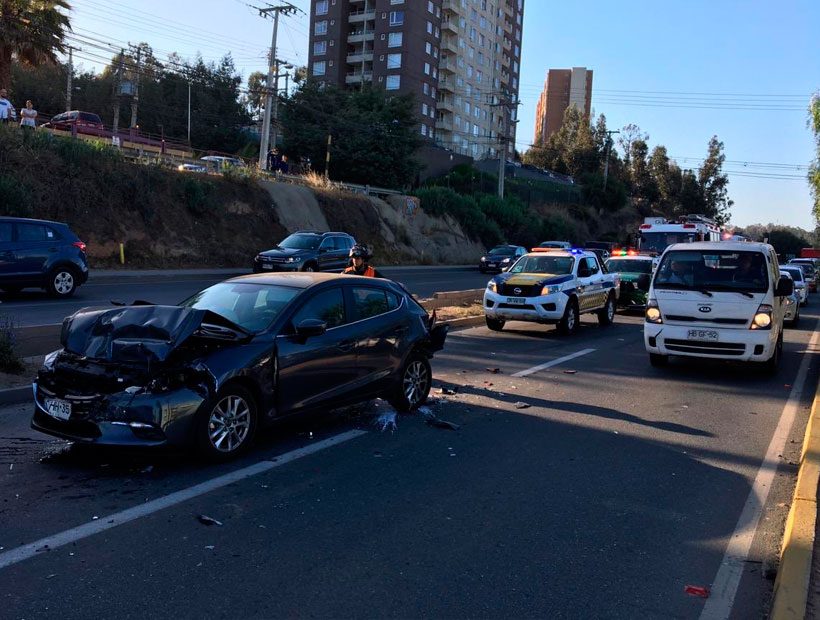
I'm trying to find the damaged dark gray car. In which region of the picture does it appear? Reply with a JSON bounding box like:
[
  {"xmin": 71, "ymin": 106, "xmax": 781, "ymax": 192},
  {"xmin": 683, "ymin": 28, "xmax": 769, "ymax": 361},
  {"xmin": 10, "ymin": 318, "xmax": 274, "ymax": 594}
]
[{"xmin": 33, "ymin": 273, "xmax": 447, "ymax": 461}]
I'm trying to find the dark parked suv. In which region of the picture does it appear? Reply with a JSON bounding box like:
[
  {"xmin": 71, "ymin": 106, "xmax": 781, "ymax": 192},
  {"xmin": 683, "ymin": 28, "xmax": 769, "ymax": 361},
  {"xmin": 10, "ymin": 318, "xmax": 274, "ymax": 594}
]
[
  {"xmin": 33, "ymin": 273, "xmax": 448, "ymax": 461},
  {"xmin": 254, "ymin": 231, "xmax": 356, "ymax": 273},
  {"xmin": 0, "ymin": 217, "xmax": 89, "ymax": 297}
]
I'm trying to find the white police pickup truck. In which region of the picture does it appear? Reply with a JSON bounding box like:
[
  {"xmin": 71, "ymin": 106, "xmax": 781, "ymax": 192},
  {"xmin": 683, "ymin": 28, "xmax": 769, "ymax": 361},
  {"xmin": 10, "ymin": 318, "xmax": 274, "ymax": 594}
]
[{"xmin": 483, "ymin": 248, "xmax": 620, "ymax": 334}]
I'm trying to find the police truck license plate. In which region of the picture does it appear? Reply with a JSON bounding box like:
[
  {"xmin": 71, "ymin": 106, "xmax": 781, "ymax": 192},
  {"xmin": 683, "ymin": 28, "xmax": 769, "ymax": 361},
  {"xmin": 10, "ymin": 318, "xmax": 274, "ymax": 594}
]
[
  {"xmin": 45, "ymin": 398, "xmax": 71, "ymax": 420},
  {"xmin": 506, "ymin": 298, "xmax": 526, "ymax": 305},
  {"xmin": 687, "ymin": 329, "xmax": 718, "ymax": 342}
]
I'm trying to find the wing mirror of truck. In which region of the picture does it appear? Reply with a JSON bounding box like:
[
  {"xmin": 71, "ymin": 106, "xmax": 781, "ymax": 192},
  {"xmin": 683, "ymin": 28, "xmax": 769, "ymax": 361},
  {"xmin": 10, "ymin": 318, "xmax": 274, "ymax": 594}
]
[{"xmin": 776, "ymin": 276, "xmax": 794, "ymax": 297}]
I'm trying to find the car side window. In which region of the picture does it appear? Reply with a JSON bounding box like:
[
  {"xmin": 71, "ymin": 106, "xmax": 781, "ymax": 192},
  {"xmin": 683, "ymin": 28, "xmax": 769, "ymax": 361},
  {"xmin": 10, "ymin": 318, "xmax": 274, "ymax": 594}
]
[
  {"xmin": 291, "ymin": 288, "xmax": 346, "ymax": 329},
  {"xmin": 319, "ymin": 237, "xmax": 334, "ymax": 251},
  {"xmin": 332, "ymin": 237, "xmax": 348, "ymax": 251},
  {"xmin": 0, "ymin": 223, "xmax": 11, "ymax": 244},
  {"xmin": 586, "ymin": 257, "xmax": 600, "ymax": 275},
  {"xmin": 352, "ymin": 287, "xmax": 390, "ymax": 321},
  {"xmin": 386, "ymin": 291, "xmax": 400, "ymax": 310},
  {"xmin": 17, "ymin": 224, "xmax": 48, "ymax": 242}
]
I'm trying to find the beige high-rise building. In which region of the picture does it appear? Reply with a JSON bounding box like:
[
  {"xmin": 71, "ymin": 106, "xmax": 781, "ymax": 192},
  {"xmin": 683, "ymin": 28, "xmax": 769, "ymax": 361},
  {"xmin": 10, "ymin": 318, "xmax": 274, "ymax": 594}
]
[
  {"xmin": 534, "ymin": 67, "xmax": 593, "ymax": 144},
  {"xmin": 435, "ymin": 0, "xmax": 525, "ymax": 160}
]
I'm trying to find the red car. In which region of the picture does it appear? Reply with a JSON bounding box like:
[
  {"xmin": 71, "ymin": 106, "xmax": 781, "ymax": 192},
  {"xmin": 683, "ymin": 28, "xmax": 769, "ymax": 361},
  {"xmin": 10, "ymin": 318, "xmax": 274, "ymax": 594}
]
[{"xmin": 43, "ymin": 110, "xmax": 104, "ymax": 132}]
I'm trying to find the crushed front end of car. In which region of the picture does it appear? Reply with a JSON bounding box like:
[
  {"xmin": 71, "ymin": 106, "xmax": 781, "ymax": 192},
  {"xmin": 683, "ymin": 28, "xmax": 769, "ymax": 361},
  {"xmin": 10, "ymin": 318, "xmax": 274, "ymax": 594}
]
[{"xmin": 32, "ymin": 305, "xmax": 248, "ymax": 447}]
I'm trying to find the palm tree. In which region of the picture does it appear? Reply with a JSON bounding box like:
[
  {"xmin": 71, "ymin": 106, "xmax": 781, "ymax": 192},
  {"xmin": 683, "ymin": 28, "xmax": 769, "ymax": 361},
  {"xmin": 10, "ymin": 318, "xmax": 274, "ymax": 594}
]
[{"xmin": 0, "ymin": 0, "xmax": 71, "ymax": 93}]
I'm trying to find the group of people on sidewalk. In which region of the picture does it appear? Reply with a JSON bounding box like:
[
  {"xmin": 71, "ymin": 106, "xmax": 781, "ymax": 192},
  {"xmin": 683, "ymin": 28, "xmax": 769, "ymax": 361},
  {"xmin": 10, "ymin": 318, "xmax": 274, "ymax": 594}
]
[{"xmin": 0, "ymin": 89, "xmax": 37, "ymax": 130}]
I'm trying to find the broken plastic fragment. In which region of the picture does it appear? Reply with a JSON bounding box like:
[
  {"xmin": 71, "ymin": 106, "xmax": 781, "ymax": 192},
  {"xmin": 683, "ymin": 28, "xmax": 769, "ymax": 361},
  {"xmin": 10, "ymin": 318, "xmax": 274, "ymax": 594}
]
[
  {"xmin": 564, "ymin": 370, "xmax": 577, "ymax": 375},
  {"xmin": 514, "ymin": 402, "xmax": 531, "ymax": 409},
  {"xmin": 438, "ymin": 387, "xmax": 457, "ymax": 395},
  {"xmin": 374, "ymin": 411, "xmax": 397, "ymax": 433},
  {"xmin": 486, "ymin": 368, "xmax": 501, "ymax": 374},
  {"xmin": 197, "ymin": 515, "xmax": 223, "ymax": 527},
  {"xmin": 684, "ymin": 586, "xmax": 709, "ymax": 598}
]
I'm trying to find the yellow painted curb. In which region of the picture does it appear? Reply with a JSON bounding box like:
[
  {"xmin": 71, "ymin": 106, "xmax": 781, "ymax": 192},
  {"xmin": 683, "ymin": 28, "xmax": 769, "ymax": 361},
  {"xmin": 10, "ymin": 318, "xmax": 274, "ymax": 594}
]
[{"xmin": 771, "ymin": 388, "xmax": 820, "ymax": 619}]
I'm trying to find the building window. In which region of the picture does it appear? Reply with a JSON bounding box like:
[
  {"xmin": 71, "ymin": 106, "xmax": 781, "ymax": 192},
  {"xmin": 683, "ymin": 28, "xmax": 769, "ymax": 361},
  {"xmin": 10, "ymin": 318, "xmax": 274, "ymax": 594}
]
[
  {"xmin": 421, "ymin": 124, "xmax": 427, "ymax": 136},
  {"xmin": 423, "ymin": 82, "xmax": 430, "ymax": 95},
  {"xmin": 422, "ymin": 103, "xmax": 428, "ymax": 115},
  {"xmin": 316, "ymin": 0, "xmax": 328, "ymax": 15},
  {"xmin": 387, "ymin": 53, "xmax": 402, "ymax": 69},
  {"xmin": 388, "ymin": 32, "xmax": 403, "ymax": 47},
  {"xmin": 424, "ymin": 62, "xmax": 431, "ymax": 75},
  {"xmin": 390, "ymin": 0, "xmax": 404, "ymax": 3},
  {"xmin": 315, "ymin": 20, "xmax": 328, "ymax": 35},
  {"xmin": 313, "ymin": 61, "xmax": 326, "ymax": 76},
  {"xmin": 386, "ymin": 75, "xmax": 401, "ymax": 90},
  {"xmin": 313, "ymin": 40, "xmax": 327, "ymax": 56},
  {"xmin": 427, "ymin": 0, "xmax": 434, "ymax": 12},
  {"xmin": 389, "ymin": 11, "xmax": 404, "ymax": 25},
  {"xmin": 426, "ymin": 21, "xmax": 433, "ymax": 34},
  {"xmin": 426, "ymin": 42, "xmax": 432, "ymax": 55}
]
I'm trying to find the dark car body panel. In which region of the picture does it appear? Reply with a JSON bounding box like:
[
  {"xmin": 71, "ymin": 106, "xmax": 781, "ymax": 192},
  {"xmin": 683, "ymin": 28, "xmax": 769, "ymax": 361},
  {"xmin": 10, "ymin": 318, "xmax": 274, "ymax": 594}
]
[
  {"xmin": 0, "ymin": 217, "xmax": 89, "ymax": 290},
  {"xmin": 32, "ymin": 273, "xmax": 443, "ymax": 448}
]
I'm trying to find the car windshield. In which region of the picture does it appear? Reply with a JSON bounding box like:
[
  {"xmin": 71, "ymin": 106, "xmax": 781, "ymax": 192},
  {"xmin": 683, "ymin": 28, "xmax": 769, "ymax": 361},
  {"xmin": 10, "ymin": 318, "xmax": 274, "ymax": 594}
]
[
  {"xmin": 509, "ymin": 255, "xmax": 575, "ymax": 275},
  {"xmin": 655, "ymin": 250, "xmax": 769, "ymax": 293},
  {"xmin": 180, "ymin": 282, "xmax": 300, "ymax": 333},
  {"xmin": 279, "ymin": 234, "xmax": 321, "ymax": 250},
  {"xmin": 607, "ymin": 259, "xmax": 652, "ymax": 274},
  {"xmin": 488, "ymin": 247, "xmax": 514, "ymax": 255},
  {"xmin": 781, "ymin": 267, "xmax": 804, "ymax": 281}
]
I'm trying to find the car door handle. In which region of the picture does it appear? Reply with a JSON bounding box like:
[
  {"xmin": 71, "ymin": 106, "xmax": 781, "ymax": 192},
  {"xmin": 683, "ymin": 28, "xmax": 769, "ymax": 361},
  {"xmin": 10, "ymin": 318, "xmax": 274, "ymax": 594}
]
[{"xmin": 337, "ymin": 339, "xmax": 355, "ymax": 353}]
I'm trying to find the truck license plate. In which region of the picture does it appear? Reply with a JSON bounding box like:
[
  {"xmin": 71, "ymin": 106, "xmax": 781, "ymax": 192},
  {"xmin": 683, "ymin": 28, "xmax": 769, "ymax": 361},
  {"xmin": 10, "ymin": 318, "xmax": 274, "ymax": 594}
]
[
  {"xmin": 687, "ymin": 329, "xmax": 718, "ymax": 342},
  {"xmin": 505, "ymin": 297, "xmax": 526, "ymax": 305},
  {"xmin": 45, "ymin": 398, "xmax": 72, "ymax": 420}
]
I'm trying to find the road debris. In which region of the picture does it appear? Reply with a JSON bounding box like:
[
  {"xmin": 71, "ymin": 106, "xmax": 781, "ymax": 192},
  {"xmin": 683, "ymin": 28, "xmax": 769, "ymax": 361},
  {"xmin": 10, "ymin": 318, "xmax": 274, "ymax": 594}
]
[
  {"xmin": 205, "ymin": 545, "xmax": 215, "ymax": 550},
  {"xmin": 564, "ymin": 370, "xmax": 577, "ymax": 375},
  {"xmin": 684, "ymin": 586, "xmax": 709, "ymax": 598},
  {"xmin": 422, "ymin": 409, "xmax": 460, "ymax": 431},
  {"xmin": 374, "ymin": 411, "xmax": 397, "ymax": 433},
  {"xmin": 197, "ymin": 515, "xmax": 223, "ymax": 527},
  {"xmin": 514, "ymin": 402, "xmax": 531, "ymax": 409},
  {"xmin": 486, "ymin": 368, "xmax": 501, "ymax": 374},
  {"xmin": 141, "ymin": 465, "xmax": 153, "ymax": 474},
  {"xmin": 438, "ymin": 387, "xmax": 458, "ymax": 395}
]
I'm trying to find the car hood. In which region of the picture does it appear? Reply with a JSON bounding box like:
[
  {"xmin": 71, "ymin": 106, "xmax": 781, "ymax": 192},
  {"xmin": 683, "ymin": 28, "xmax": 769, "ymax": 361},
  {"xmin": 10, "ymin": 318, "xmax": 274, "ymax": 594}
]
[
  {"xmin": 259, "ymin": 247, "xmax": 313, "ymax": 258},
  {"xmin": 483, "ymin": 253, "xmax": 515, "ymax": 261},
  {"xmin": 61, "ymin": 305, "xmax": 250, "ymax": 364},
  {"xmin": 493, "ymin": 272, "xmax": 575, "ymax": 287}
]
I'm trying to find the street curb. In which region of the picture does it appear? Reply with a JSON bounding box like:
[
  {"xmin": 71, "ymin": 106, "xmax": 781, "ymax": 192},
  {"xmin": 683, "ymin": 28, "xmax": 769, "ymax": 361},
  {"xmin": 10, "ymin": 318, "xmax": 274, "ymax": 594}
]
[
  {"xmin": 0, "ymin": 385, "xmax": 32, "ymax": 406},
  {"xmin": 440, "ymin": 315, "xmax": 485, "ymax": 329},
  {"xmin": 770, "ymin": 382, "xmax": 820, "ymax": 619}
]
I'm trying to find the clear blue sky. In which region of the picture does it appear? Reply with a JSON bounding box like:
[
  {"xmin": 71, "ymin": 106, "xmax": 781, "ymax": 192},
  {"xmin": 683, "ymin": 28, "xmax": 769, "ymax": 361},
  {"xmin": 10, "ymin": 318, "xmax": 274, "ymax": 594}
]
[{"xmin": 66, "ymin": 0, "xmax": 819, "ymax": 229}]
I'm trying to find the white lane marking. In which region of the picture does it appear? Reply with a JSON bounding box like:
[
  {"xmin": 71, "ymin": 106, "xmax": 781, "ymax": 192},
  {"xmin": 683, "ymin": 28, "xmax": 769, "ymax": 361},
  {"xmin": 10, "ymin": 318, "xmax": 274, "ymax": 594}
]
[
  {"xmin": 0, "ymin": 429, "xmax": 367, "ymax": 571},
  {"xmin": 511, "ymin": 348, "xmax": 597, "ymax": 377},
  {"xmin": 700, "ymin": 326, "xmax": 820, "ymax": 620}
]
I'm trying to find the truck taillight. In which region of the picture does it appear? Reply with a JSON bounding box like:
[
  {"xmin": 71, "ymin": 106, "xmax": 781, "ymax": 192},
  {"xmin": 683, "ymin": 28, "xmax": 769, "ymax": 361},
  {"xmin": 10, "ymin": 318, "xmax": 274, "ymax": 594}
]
[{"xmin": 73, "ymin": 241, "xmax": 87, "ymax": 253}]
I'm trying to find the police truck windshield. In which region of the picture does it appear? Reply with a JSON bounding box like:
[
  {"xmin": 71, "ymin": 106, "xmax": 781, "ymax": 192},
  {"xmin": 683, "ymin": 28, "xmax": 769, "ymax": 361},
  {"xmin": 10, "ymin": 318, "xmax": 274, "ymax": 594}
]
[{"xmin": 509, "ymin": 256, "xmax": 575, "ymax": 275}]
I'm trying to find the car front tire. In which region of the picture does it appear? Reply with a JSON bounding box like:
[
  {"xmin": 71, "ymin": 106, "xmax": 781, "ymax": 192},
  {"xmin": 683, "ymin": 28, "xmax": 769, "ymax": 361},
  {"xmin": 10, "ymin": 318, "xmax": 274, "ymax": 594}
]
[
  {"xmin": 761, "ymin": 333, "xmax": 783, "ymax": 376},
  {"xmin": 196, "ymin": 385, "xmax": 259, "ymax": 462},
  {"xmin": 387, "ymin": 353, "xmax": 432, "ymax": 413},
  {"xmin": 46, "ymin": 267, "xmax": 78, "ymax": 298},
  {"xmin": 597, "ymin": 293, "xmax": 616, "ymax": 326},
  {"xmin": 302, "ymin": 264, "xmax": 316, "ymax": 272},
  {"xmin": 557, "ymin": 299, "xmax": 579, "ymax": 335}
]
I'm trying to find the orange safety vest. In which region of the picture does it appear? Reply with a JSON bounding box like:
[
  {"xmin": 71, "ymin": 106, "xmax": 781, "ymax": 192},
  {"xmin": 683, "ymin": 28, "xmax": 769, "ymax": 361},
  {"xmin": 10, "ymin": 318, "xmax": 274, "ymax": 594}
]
[{"xmin": 344, "ymin": 265, "xmax": 376, "ymax": 277}]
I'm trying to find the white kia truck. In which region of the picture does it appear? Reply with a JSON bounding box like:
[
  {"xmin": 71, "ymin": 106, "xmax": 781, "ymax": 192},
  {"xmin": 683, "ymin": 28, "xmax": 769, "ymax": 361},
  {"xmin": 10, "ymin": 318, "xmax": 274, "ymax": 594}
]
[{"xmin": 644, "ymin": 242, "xmax": 793, "ymax": 373}]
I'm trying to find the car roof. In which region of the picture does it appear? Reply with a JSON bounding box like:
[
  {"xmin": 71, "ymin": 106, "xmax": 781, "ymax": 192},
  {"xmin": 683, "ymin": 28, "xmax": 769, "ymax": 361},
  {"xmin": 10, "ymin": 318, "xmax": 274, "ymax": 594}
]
[
  {"xmin": 0, "ymin": 216, "xmax": 65, "ymax": 227},
  {"xmin": 226, "ymin": 272, "xmax": 388, "ymax": 289},
  {"xmin": 665, "ymin": 241, "xmax": 773, "ymax": 252},
  {"xmin": 291, "ymin": 231, "xmax": 352, "ymax": 237}
]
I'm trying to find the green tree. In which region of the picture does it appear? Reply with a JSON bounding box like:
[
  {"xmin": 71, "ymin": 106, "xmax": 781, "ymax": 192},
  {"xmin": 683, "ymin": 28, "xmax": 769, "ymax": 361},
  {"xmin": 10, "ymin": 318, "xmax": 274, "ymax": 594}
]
[
  {"xmin": 809, "ymin": 93, "xmax": 820, "ymax": 222},
  {"xmin": 617, "ymin": 123, "xmax": 647, "ymax": 168},
  {"xmin": 629, "ymin": 139, "xmax": 658, "ymax": 215},
  {"xmin": 0, "ymin": 0, "xmax": 71, "ymax": 93},
  {"xmin": 698, "ymin": 135, "xmax": 732, "ymax": 225},
  {"xmin": 648, "ymin": 145, "xmax": 682, "ymax": 218},
  {"xmin": 679, "ymin": 169, "xmax": 705, "ymax": 214},
  {"xmin": 244, "ymin": 71, "xmax": 266, "ymax": 119}
]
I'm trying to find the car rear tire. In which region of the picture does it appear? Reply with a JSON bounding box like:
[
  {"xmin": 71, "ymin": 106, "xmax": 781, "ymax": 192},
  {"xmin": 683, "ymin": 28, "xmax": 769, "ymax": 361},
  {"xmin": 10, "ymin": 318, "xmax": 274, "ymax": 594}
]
[
  {"xmin": 486, "ymin": 317, "xmax": 505, "ymax": 331},
  {"xmin": 387, "ymin": 353, "xmax": 432, "ymax": 413},
  {"xmin": 597, "ymin": 293, "xmax": 616, "ymax": 326},
  {"xmin": 649, "ymin": 353, "xmax": 669, "ymax": 367},
  {"xmin": 557, "ymin": 299, "xmax": 579, "ymax": 335},
  {"xmin": 196, "ymin": 385, "xmax": 259, "ymax": 462},
  {"xmin": 46, "ymin": 267, "xmax": 78, "ymax": 298}
]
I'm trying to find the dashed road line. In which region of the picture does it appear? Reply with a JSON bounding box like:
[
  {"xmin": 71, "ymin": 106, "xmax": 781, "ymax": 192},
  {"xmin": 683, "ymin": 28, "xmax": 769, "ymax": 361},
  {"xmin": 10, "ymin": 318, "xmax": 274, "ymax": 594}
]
[{"xmin": 511, "ymin": 348, "xmax": 597, "ymax": 377}]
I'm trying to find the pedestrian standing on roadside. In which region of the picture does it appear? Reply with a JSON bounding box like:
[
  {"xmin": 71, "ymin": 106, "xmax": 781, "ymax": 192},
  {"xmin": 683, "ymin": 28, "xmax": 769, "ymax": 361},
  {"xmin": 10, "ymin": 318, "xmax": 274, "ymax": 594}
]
[
  {"xmin": 20, "ymin": 100, "xmax": 36, "ymax": 131},
  {"xmin": 0, "ymin": 89, "xmax": 14, "ymax": 125}
]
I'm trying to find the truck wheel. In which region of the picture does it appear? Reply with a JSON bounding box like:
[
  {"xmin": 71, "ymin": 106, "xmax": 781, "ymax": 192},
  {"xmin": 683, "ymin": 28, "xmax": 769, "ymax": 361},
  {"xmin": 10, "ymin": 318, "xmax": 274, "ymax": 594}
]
[
  {"xmin": 649, "ymin": 353, "xmax": 668, "ymax": 367},
  {"xmin": 557, "ymin": 299, "xmax": 579, "ymax": 335},
  {"xmin": 486, "ymin": 317, "xmax": 505, "ymax": 331},
  {"xmin": 597, "ymin": 293, "xmax": 616, "ymax": 326},
  {"xmin": 761, "ymin": 333, "xmax": 783, "ymax": 376}
]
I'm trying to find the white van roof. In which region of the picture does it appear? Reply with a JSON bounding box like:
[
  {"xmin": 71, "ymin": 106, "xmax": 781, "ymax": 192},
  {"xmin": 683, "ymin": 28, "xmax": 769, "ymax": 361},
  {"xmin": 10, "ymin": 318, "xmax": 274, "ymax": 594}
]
[{"xmin": 664, "ymin": 241, "xmax": 773, "ymax": 253}]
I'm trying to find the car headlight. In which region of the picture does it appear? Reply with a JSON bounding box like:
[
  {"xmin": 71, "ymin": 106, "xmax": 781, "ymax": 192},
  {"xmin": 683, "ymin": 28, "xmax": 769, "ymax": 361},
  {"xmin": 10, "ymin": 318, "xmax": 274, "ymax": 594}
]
[
  {"xmin": 487, "ymin": 280, "xmax": 497, "ymax": 293},
  {"xmin": 541, "ymin": 284, "xmax": 562, "ymax": 295},
  {"xmin": 255, "ymin": 254, "xmax": 263, "ymax": 261},
  {"xmin": 751, "ymin": 304, "xmax": 773, "ymax": 330},
  {"xmin": 286, "ymin": 256, "xmax": 302, "ymax": 263},
  {"xmin": 481, "ymin": 257, "xmax": 486, "ymax": 262},
  {"xmin": 645, "ymin": 299, "xmax": 662, "ymax": 324},
  {"xmin": 502, "ymin": 258, "xmax": 511, "ymax": 263}
]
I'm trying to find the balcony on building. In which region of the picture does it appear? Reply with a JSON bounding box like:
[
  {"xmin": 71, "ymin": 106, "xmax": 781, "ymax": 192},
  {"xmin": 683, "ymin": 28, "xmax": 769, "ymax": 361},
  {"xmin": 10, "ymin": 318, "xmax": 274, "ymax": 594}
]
[
  {"xmin": 348, "ymin": 8, "xmax": 376, "ymax": 24},
  {"xmin": 442, "ymin": 18, "xmax": 458, "ymax": 35},
  {"xmin": 346, "ymin": 42, "xmax": 374, "ymax": 64},
  {"xmin": 442, "ymin": 37, "xmax": 459, "ymax": 55},
  {"xmin": 435, "ymin": 118, "xmax": 454, "ymax": 133},
  {"xmin": 439, "ymin": 57, "xmax": 457, "ymax": 74},
  {"xmin": 437, "ymin": 98, "xmax": 455, "ymax": 113},
  {"xmin": 346, "ymin": 70, "xmax": 374, "ymax": 85},
  {"xmin": 438, "ymin": 77, "xmax": 456, "ymax": 93},
  {"xmin": 442, "ymin": 0, "xmax": 459, "ymax": 13},
  {"xmin": 348, "ymin": 27, "xmax": 375, "ymax": 43}
]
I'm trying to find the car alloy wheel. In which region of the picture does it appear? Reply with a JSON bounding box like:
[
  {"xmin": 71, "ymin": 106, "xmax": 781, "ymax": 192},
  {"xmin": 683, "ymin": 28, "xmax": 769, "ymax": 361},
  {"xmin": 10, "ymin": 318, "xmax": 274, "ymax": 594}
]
[
  {"xmin": 53, "ymin": 271, "xmax": 74, "ymax": 296},
  {"xmin": 403, "ymin": 360, "xmax": 429, "ymax": 408},
  {"xmin": 208, "ymin": 395, "xmax": 251, "ymax": 453}
]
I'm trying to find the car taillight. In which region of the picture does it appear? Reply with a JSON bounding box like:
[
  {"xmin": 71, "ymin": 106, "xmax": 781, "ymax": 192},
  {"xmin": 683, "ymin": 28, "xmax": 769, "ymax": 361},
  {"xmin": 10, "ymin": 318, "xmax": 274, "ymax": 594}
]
[{"xmin": 73, "ymin": 241, "xmax": 87, "ymax": 253}]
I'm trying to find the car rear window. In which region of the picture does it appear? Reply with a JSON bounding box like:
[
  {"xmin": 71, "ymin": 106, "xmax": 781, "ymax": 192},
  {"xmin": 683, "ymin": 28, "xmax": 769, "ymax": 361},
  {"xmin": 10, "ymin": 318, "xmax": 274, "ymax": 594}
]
[{"xmin": 80, "ymin": 113, "xmax": 101, "ymax": 123}]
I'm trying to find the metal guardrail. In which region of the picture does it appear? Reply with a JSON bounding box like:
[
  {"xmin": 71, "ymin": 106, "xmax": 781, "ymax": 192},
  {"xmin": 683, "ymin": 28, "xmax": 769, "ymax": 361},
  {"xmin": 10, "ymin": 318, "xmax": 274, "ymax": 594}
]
[{"xmin": 270, "ymin": 172, "xmax": 404, "ymax": 198}]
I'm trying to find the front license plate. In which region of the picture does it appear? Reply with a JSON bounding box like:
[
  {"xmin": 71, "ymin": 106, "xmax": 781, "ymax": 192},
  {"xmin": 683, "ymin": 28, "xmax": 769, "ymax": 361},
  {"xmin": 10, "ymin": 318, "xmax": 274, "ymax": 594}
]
[
  {"xmin": 262, "ymin": 263, "xmax": 273, "ymax": 270},
  {"xmin": 687, "ymin": 329, "xmax": 718, "ymax": 342},
  {"xmin": 487, "ymin": 263, "xmax": 497, "ymax": 268},
  {"xmin": 45, "ymin": 398, "xmax": 71, "ymax": 420},
  {"xmin": 505, "ymin": 297, "xmax": 526, "ymax": 305}
]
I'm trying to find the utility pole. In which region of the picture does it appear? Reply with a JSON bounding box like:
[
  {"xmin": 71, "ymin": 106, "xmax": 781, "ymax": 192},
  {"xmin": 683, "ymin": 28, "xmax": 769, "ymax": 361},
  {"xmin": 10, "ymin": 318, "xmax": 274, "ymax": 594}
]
[
  {"xmin": 256, "ymin": 2, "xmax": 302, "ymax": 170},
  {"xmin": 325, "ymin": 133, "xmax": 332, "ymax": 179},
  {"xmin": 603, "ymin": 129, "xmax": 620, "ymax": 189},
  {"xmin": 65, "ymin": 47, "xmax": 73, "ymax": 111},
  {"xmin": 130, "ymin": 45, "xmax": 141, "ymax": 129},
  {"xmin": 491, "ymin": 89, "xmax": 519, "ymax": 199},
  {"xmin": 112, "ymin": 49, "xmax": 124, "ymax": 134},
  {"xmin": 187, "ymin": 80, "xmax": 192, "ymax": 144}
]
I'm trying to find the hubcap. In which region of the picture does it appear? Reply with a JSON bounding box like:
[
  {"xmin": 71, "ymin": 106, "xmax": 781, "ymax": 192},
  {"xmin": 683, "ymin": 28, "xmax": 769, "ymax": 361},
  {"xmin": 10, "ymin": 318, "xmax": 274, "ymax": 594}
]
[
  {"xmin": 208, "ymin": 395, "xmax": 251, "ymax": 453},
  {"xmin": 607, "ymin": 299, "xmax": 615, "ymax": 320},
  {"xmin": 403, "ymin": 361, "xmax": 429, "ymax": 406},
  {"xmin": 568, "ymin": 308, "xmax": 576, "ymax": 330},
  {"xmin": 54, "ymin": 272, "xmax": 74, "ymax": 295}
]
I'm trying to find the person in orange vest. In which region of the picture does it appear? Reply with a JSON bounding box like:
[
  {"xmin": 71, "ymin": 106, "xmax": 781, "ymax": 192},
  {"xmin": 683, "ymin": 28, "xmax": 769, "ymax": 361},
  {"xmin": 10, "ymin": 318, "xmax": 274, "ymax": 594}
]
[{"xmin": 344, "ymin": 244, "xmax": 385, "ymax": 278}]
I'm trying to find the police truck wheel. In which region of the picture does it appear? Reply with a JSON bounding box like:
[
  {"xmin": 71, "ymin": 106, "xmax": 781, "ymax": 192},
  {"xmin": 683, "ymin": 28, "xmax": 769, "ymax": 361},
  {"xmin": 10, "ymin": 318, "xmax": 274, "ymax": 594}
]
[
  {"xmin": 486, "ymin": 317, "xmax": 505, "ymax": 331},
  {"xmin": 597, "ymin": 294, "xmax": 616, "ymax": 326},
  {"xmin": 557, "ymin": 299, "xmax": 579, "ymax": 335}
]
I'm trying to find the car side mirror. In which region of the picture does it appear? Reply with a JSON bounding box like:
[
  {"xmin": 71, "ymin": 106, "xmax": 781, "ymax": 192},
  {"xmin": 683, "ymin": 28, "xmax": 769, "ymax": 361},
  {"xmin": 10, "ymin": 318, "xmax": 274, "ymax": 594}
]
[
  {"xmin": 637, "ymin": 273, "xmax": 651, "ymax": 291},
  {"xmin": 776, "ymin": 276, "xmax": 794, "ymax": 297},
  {"xmin": 295, "ymin": 319, "xmax": 327, "ymax": 342}
]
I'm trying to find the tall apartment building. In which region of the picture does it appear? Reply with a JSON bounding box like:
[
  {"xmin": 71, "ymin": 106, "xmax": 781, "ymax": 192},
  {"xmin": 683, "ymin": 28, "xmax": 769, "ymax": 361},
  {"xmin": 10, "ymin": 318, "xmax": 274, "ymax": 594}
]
[
  {"xmin": 533, "ymin": 67, "xmax": 593, "ymax": 144},
  {"xmin": 307, "ymin": 0, "xmax": 525, "ymax": 161}
]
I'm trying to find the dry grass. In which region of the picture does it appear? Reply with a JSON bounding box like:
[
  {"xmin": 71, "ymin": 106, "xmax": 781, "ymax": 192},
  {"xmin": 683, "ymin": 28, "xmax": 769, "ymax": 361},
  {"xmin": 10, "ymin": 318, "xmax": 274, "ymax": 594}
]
[
  {"xmin": 302, "ymin": 171, "xmax": 336, "ymax": 190},
  {"xmin": 435, "ymin": 303, "xmax": 484, "ymax": 321}
]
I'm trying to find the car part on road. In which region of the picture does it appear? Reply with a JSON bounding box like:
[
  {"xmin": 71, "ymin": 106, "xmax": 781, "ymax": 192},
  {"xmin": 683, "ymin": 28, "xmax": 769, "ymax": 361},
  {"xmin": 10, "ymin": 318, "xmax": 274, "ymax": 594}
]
[{"xmin": 197, "ymin": 515, "xmax": 224, "ymax": 526}]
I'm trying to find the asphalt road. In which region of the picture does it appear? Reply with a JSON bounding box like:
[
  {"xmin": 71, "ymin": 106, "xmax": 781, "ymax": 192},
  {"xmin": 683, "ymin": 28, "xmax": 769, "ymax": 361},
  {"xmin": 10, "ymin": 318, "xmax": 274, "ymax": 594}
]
[
  {"xmin": 0, "ymin": 267, "xmax": 493, "ymax": 328},
  {"xmin": 0, "ymin": 300, "xmax": 818, "ymax": 619}
]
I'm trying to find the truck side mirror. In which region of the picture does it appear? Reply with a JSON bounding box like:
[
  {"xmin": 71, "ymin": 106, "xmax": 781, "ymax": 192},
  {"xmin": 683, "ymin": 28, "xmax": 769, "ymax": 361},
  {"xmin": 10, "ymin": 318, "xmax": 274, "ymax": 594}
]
[{"xmin": 775, "ymin": 276, "xmax": 794, "ymax": 297}]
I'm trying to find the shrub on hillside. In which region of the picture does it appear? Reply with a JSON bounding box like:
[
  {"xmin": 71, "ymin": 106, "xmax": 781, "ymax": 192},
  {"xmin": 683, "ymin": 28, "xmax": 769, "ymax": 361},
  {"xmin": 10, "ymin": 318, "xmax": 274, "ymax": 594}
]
[
  {"xmin": 0, "ymin": 315, "xmax": 24, "ymax": 375},
  {"xmin": 0, "ymin": 175, "xmax": 33, "ymax": 217},
  {"xmin": 414, "ymin": 187, "xmax": 503, "ymax": 247}
]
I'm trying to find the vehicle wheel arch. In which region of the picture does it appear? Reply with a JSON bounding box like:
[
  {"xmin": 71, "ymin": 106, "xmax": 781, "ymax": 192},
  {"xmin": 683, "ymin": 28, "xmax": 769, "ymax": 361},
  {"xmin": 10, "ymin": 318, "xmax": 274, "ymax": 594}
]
[{"xmin": 216, "ymin": 375, "xmax": 264, "ymax": 413}]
